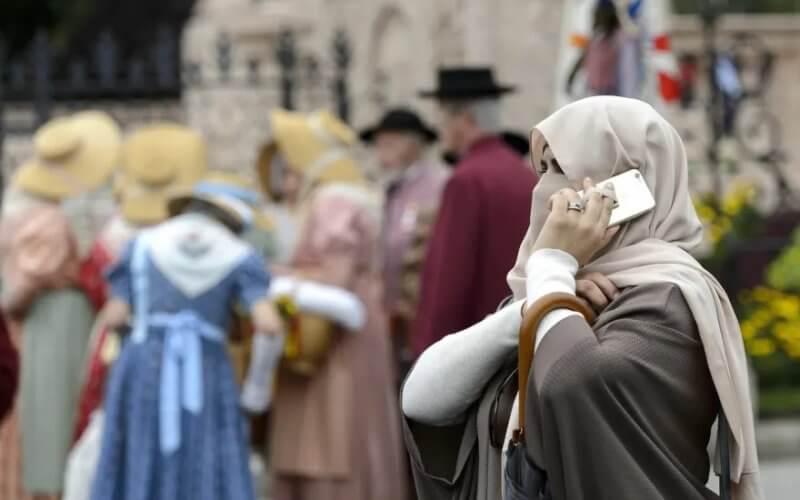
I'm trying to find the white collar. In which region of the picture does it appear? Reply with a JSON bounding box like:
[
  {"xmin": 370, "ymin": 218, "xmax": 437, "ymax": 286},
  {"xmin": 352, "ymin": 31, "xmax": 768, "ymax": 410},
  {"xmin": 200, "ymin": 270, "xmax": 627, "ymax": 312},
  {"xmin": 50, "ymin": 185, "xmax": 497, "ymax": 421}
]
[{"xmin": 146, "ymin": 214, "xmax": 251, "ymax": 298}]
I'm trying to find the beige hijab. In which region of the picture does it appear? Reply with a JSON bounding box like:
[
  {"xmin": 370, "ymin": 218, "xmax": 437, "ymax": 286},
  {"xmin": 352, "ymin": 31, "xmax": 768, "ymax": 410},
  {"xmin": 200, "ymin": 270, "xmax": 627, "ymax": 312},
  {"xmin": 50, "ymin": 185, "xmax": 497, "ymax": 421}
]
[{"xmin": 507, "ymin": 96, "xmax": 762, "ymax": 499}]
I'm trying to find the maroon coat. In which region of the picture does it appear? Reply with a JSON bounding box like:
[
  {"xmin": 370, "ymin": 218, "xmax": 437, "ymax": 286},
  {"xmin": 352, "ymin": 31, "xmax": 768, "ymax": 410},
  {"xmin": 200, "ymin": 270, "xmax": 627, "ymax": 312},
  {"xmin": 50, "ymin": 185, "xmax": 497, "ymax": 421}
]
[
  {"xmin": 0, "ymin": 312, "xmax": 18, "ymax": 421},
  {"xmin": 412, "ymin": 136, "xmax": 536, "ymax": 355}
]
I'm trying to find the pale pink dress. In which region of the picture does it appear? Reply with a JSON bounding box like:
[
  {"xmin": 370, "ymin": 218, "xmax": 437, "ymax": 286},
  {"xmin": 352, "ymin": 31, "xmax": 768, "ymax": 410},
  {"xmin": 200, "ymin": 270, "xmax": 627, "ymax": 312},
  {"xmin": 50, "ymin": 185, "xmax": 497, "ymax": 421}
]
[{"xmin": 270, "ymin": 185, "xmax": 407, "ymax": 500}]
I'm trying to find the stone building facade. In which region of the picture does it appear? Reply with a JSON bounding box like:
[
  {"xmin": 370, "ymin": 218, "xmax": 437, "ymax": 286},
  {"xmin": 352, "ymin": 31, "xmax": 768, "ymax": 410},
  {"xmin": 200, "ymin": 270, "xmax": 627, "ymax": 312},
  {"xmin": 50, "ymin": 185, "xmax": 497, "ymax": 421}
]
[
  {"xmin": 2, "ymin": 1, "xmax": 798, "ymax": 196},
  {"xmin": 179, "ymin": 0, "xmax": 799, "ymax": 195}
]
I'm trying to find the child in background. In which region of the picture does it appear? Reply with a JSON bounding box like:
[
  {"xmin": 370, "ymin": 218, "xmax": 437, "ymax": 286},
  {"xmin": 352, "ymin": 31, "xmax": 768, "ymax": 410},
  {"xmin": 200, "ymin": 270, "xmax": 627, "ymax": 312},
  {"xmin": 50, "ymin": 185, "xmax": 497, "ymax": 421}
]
[{"xmin": 91, "ymin": 184, "xmax": 284, "ymax": 500}]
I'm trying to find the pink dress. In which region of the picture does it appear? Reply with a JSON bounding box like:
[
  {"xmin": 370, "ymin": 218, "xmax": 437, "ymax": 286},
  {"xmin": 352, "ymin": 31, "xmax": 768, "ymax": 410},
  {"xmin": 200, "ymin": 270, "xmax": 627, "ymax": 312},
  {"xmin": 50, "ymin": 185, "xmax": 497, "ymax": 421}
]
[
  {"xmin": 270, "ymin": 185, "xmax": 407, "ymax": 500},
  {"xmin": 0, "ymin": 205, "xmax": 90, "ymax": 499}
]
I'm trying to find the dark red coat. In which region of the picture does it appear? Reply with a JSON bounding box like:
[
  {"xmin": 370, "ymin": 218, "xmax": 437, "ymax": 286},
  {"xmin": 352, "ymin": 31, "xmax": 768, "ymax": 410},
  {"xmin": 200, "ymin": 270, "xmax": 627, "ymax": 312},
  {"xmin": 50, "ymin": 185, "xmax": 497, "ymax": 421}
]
[
  {"xmin": 0, "ymin": 312, "xmax": 18, "ymax": 421},
  {"xmin": 412, "ymin": 136, "xmax": 537, "ymax": 355}
]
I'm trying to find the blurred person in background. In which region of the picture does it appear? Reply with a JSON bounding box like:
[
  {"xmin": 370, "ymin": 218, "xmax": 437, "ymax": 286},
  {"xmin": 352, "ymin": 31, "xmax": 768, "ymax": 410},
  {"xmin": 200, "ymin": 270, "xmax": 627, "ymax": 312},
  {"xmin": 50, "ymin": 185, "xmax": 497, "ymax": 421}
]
[
  {"xmin": 441, "ymin": 130, "xmax": 530, "ymax": 166},
  {"xmin": 256, "ymin": 109, "xmax": 407, "ymax": 500},
  {"xmin": 63, "ymin": 125, "xmax": 210, "ymax": 500},
  {"xmin": 412, "ymin": 67, "xmax": 537, "ymax": 355},
  {"xmin": 72, "ymin": 123, "xmax": 209, "ymax": 444},
  {"xmin": 0, "ymin": 312, "xmax": 17, "ymax": 422},
  {"xmin": 89, "ymin": 184, "xmax": 284, "ymax": 500},
  {"xmin": 0, "ymin": 111, "xmax": 121, "ymax": 500},
  {"xmin": 359, "ymin": 108, "xmax": 448, "ymax": 380}
]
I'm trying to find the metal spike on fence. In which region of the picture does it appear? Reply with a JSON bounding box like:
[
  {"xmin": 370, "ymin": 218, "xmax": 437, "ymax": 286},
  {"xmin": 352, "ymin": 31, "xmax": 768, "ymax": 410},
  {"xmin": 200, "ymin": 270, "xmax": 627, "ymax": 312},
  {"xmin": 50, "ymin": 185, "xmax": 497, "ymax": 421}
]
[
  {"xmin": 155, "ymin": 25, "xmax": 176, "ymax": 87},
  {"xmin": 129, "ymin": 59, "xmax": 145, "ymax": 88},
  {"xmin": 32, "ymin": 30, "xmax": 51, "ymax": 125},
  {"xmin": 276, "ymin": 30, "xmax": 297, "ymax": 110},
  {"xmin": 332, "ymin": 29, "xmax": 351, "ymax": 122},
  {"xmin": 69, "ymin": 60, "xmax": 87, "ymax": 89},
  {"xmin": 95, "ymin": 31, "xmax": 118, "ymax": 88}
]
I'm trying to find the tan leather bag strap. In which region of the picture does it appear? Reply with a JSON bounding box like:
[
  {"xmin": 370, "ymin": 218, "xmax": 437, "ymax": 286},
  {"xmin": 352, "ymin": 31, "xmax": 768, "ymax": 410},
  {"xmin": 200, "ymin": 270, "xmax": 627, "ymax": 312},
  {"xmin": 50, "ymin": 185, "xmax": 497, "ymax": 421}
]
[{"xmin": 516, "ymin": 293, "xmax": 595, "ymax": 440}]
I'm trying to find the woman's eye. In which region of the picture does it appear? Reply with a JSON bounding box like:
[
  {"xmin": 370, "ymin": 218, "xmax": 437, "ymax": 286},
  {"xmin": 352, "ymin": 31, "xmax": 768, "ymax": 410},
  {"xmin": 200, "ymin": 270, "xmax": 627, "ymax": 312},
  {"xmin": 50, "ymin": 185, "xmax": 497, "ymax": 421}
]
[{"xmin": 538, "ymin": 160, "xmax": 548, "ymax": 174}]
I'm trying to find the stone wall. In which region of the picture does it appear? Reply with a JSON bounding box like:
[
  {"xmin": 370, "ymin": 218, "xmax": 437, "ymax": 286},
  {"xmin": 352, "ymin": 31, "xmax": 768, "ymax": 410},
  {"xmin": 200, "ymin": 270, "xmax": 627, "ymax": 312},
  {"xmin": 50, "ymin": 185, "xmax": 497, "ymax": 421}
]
[
  {"xmin": 181, "ymin": 1, "xmax": 798, "ymax": 199},
  {"xmin": 3, "ymin": 2, "xmax": 797, "ymax": 202}
]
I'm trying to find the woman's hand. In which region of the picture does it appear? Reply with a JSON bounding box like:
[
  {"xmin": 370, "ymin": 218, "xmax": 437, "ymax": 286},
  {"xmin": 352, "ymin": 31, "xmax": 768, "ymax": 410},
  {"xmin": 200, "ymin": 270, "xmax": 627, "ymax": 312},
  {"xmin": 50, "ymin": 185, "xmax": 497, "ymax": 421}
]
[
  {"xmin": 99, "ymin": 299, "xmax": 131, "ymax": 331},
  {"xmin": 531, "ymin": 178, "xmax": 619, "ymax": 266},
  {"xmin": 576, "ymin": 272, "xmax": 619, "ymax": 314},
  {"xmin": 251, "ymin": 299, "xmax": 286, "ymax": 336}
]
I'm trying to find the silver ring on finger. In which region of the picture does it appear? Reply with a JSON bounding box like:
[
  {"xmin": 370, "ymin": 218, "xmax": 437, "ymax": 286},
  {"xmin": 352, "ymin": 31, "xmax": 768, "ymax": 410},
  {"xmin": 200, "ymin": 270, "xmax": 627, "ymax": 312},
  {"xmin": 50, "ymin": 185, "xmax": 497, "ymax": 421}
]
[{"xmin": 566, "ymin": 200, "xmax": 584, "ymax": 213}]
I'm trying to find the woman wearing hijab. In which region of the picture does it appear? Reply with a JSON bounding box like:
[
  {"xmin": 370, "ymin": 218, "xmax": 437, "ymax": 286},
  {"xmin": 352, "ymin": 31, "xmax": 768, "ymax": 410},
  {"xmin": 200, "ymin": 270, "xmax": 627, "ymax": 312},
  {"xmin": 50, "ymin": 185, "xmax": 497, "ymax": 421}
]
[
  {"xmin": 402, "ymin": 96, "xmax": 761, "ymax": 500},
  {"xmin": 256, "ymin": 109, "xmax": 407, "ymax": 500}
]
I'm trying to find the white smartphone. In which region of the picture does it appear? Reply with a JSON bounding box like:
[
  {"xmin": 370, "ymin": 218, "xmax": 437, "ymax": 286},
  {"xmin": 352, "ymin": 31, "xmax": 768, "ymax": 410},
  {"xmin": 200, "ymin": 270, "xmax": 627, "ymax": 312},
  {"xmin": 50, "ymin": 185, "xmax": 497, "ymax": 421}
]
[{"xmin": 577, "ymin": 169, "xmax": 655, "ymax": 227}]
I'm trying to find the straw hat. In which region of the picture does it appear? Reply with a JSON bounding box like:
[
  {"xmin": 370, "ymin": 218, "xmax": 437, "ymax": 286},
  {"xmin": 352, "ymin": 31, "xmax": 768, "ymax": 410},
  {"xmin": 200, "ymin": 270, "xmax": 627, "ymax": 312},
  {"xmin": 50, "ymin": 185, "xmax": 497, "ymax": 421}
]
[
  {"xmin": 256, "ymin": 109, "xmax": 363, "ymax": 199},
  {"xmin": 118, "ymin": 124, "xmax": 208, "ymax": 225},
  {"xmin": 12, "ymin": 111, "xmax": 121, "ymax": 200}
]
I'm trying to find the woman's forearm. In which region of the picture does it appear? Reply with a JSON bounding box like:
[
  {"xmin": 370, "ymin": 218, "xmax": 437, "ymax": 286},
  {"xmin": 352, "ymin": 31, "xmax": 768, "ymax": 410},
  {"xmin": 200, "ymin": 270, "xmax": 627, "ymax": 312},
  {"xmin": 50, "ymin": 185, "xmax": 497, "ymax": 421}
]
[{"xmin": 401, "ymin": 300, "xmax": 523, "ymax": 425}]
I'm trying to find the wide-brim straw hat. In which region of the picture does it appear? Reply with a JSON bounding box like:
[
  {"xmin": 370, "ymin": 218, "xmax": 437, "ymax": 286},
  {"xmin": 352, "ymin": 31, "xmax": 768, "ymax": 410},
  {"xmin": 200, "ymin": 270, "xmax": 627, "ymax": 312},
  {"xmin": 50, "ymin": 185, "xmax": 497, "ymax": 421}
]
[
  {"xmin": 118, "ymin": 123, "xmax": 208, "ymax": 225},
  {"xmin": 12, "ymin": 111, "xmax": 121, "ymax": 200},
  {"xmin": 255, "ymin": 109, "xmax": 363, "ymax": 199}
]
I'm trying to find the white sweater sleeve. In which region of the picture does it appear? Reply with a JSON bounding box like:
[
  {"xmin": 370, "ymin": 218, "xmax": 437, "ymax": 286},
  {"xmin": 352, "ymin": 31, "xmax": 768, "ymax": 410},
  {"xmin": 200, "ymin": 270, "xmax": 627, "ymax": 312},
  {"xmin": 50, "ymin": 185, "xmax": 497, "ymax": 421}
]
[
  {"xmin": 402, "ymin": 249, "xmax": 582, "ymax": 425},
  {"xmin": 525, "ymin": 249, "xmax": 581, "ymax": 352},
  {"xmin": 401, "ymin": 300, "xmax": 524, "ymax": 425},
  {"xmin": 268, "ymin": 276, "xmax": 365, "ymax": 331}
]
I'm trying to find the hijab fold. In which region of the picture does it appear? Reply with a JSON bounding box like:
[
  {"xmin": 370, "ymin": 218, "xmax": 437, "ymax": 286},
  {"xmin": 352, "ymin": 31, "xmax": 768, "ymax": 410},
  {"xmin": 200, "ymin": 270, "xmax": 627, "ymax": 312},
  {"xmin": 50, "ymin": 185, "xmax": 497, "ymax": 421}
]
[{"xmin": 507, "ymin": 96, "xmax": 762, "ymax": 499}]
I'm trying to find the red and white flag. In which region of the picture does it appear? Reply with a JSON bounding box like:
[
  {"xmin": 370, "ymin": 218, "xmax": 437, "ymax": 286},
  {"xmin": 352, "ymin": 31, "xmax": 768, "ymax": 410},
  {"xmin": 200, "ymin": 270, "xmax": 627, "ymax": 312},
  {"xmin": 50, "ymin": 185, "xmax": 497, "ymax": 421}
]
[{"xmin": 554, "ymin": 0, "xmax": 681, "ymax": 109}]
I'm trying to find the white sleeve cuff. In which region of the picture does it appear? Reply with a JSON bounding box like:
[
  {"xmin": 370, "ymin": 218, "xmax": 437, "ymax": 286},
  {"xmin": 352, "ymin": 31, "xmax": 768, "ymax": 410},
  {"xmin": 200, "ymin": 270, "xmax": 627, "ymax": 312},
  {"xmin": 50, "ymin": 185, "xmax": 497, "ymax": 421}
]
[
  {"xmin": 241, "ymin": 334, "xmax": 285, "ymax": 413},
  {"xmin": 525, "ymin": 249, "xmax": 580, "ymax": 351},
  {"xmin": 269, "ymin": 277, "xmax": 366, "ymax": 332}
]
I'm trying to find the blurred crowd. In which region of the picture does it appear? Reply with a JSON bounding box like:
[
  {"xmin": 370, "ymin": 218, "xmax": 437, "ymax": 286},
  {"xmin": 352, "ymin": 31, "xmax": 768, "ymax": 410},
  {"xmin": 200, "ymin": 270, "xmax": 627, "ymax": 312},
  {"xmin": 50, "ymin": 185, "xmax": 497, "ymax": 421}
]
[{"xmin": 0, "ymin": 66, "xmax": 538, "ymax": 500}]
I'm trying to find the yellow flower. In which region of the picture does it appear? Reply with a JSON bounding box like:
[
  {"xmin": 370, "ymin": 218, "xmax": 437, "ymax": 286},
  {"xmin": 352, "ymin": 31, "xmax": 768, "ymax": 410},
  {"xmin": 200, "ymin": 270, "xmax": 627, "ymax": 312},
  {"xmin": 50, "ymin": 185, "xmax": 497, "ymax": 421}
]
[
  {"xmin": 709, "ymin": 224, "xmax": 724, "ymax": 244},
  {"xmin": 749, "ymin": 338, "xmax": 776, "ymax": 357},
  {"xmin": 772, "ymin": 297, "xmax": 800, "ymax": 320},
  {"xmin": 718, "ymin": 217, "xmax": 732, "ymax": 235},
  {"xmin": 722, "ymin": 182, "xmax": 756, "ymax": 216},
  {"xmin": 693, "ymin": 199, "xmax": 717, "ymax": 223},
  {"xmin": 752, "ymin": 287, "xmax": 773, "ymax": 303},
  {"xmin": 740, "ymin": 322, "xmax": 757, "ymax": 340},
  {"xmin": 786, "ymin": 344, "xmax": 800, "ymax": 360},
  {"xmin": 773, "ymin": 322, "xmax": 797, "ymax": 342}
]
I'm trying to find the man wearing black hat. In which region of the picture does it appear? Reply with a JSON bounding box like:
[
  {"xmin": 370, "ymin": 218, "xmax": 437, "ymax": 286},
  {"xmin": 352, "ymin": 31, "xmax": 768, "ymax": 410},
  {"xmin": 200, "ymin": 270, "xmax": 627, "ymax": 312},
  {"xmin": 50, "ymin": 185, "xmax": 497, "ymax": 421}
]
[
  {"xmin": 411, "ymin": 67, "xmax": 537, "ymax": 355},
  {"xmin": 360, "ymin": 108, "xmax": 449, "ymax": 377}
]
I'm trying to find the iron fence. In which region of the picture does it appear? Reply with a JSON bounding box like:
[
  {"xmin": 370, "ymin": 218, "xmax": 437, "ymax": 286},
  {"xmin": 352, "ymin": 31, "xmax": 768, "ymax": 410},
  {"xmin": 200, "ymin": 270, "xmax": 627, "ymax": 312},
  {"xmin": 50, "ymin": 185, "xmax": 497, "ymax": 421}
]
[{"xmin": 0, "ymin": 25, "xmax": 353, "ymax": 189}]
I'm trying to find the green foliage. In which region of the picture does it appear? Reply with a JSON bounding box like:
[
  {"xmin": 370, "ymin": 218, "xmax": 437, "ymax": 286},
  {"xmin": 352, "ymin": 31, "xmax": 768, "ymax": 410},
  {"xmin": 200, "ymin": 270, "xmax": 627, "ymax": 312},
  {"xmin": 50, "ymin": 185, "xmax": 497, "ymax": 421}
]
[
  {"xmin": 759, "ymin": 386, "xmax": 800, "ymax": 418},
  {"xmin": 766, "ymin": 228, "xmax": 800, "ymax": 293}
]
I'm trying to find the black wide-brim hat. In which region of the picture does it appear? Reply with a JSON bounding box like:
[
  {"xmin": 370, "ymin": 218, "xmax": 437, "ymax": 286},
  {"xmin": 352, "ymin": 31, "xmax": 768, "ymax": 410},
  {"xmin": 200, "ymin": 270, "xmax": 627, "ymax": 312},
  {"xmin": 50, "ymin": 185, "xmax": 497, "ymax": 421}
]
[
  {"xmin": 359, "ymin": 108, "xmax": 438, "ymax": 143},
  {"xmin": 419, "ymin": 67, "xmax": 516, "ymax": 100}
]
